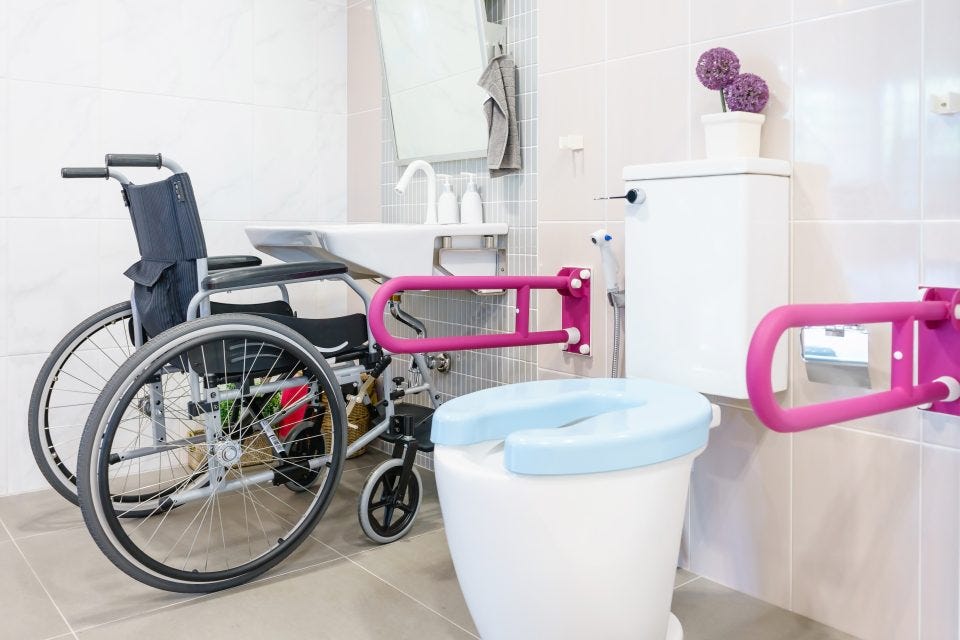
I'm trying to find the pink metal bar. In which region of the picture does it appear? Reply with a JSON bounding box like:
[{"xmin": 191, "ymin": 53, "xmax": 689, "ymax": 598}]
[
  {"xmin": 746, "ymin": 298, "xmax": 957, "ymax": 433},
  {"xmin": 368, "ymin": 269, "xmax": 591, "ymax": 355}
]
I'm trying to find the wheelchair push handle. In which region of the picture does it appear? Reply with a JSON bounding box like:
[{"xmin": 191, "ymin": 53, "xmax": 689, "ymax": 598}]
[
  {"xmin": 105, "ymin": 153, "xmax": 185, "ymax": 174},
  {"xmin": 62, "ymin": 167, "xmax": 109, "ymax": 179},
  {"xmin": 61, "ymin": 166, "xmax": 131, "ymax": 184},
  {"xmin": 105, "ymin": 153, "xmax": 162, "ymax": 168}
]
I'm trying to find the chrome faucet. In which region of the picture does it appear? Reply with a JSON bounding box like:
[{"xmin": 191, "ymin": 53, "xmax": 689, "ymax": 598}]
[{"xmin": 394, "ymin": 160, "xmax": 438, "ymax": 224}]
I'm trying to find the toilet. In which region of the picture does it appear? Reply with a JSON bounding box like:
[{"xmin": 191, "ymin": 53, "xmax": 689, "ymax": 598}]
[
  {"xmin": 432, "ymin": 377, "xmax": 713, "ymax": 640},
  {"xmin": 432, "ymin": 159, "xmax": 791, "ymax": 639}
]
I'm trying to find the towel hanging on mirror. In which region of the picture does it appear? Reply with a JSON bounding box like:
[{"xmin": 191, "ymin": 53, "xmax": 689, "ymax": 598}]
[{"xmin": 478, "ymin": 53, "xmax": 521, "ymax": 177}]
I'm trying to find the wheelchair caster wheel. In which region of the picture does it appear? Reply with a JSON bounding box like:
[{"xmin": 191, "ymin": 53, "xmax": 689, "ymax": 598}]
[{"xmin": 358, "ymin": 458, "xmax": 421, "ymax": 544}]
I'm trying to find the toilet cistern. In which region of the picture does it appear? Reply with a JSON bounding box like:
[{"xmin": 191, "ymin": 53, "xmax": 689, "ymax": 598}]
[{"xmin": 395, "ymin": 160, "xmax": 438, "ymax": 224}]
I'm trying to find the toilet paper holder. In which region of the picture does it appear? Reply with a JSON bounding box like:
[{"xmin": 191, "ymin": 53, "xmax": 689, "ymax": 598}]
[{"xmin": 747, "ymin": 287, "xmax": 960, "ymax": 432}]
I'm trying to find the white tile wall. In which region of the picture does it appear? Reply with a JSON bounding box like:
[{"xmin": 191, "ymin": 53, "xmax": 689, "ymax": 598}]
[
  {"xmin": 0, "ymin": 0, "xmax": 349, "ymax": 494},
  {"xmin": 528, "ymin": 0, "xmax": 960, "ymax": 637}
]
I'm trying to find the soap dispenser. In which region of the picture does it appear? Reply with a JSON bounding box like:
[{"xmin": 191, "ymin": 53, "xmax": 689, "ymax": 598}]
[
  {"xmin": 437, "ymin": 174, "xmax": 459, "ymax": 224},
  {"xmin": 460, "ymin": 172, "xmax": 483, "ymax": 224}
]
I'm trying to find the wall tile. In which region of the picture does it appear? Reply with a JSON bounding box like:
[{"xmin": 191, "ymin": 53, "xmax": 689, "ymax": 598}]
[
  {"xmin": 174, "ymin": 0, "xmax": 255, "ymax": 103},
  {"xmin": 537, "ymin": 221, "xmax": 608, "ymax": 377},
  {"xmin": 319, "ymin": 112, "xmax": 348, "ymax": 218},
  {"xmin": 0, "ymin": 220, "xmax": 6, "ymax": 357},
  {"xmin": 253, "ymin": 107, "xmax": 322, "ymax": 221},
  {"xmin": 922, "ymin": 221, "xmax": 960, "ymax": 288},
  {"xmin": 5, "ymin": 81, "xmax": 101, "ymax": 221},
  {"xmin": 347, "ymin": 109, "xmax": 382, "ymax": 223},
  {"xmin": 690, "ymin": 0, "xmax": 790, "ymax": 41},
  {"xmin": 347, "ymin": 0, "xmax": 381, "ymax": 113},
  {"xmin": 6, "ymin": 0, "xmax": 99, "ymax": 86},
  {"xmin": 6, "ymin": 219, "xmax": 101, "ymax": 357},
  {"xmin": 538, "ymin": 65, "xmax": 604, "ymax": 221},
  {"xmin": 97, "ymin": 219, "xmax": 138, "ymax": 309},
  {"xmin": 100, "ymin": 0, "xmax": 182, "ymax": 95},
  {"xmin": 688, "ymin": 407, "xmax": 792, "ymax": 609},
  {"xmin": 792, "ymin": 427, "xmax": 920, "ymax": 640},
  {"xmin": 605, "ymin": 0, "xmax": 687, "ymax": 60},
  {"xmin": 792, "ymin": 222, "xmax": 921, "ymax": 439},
  {"xmin": 923, "ymin": 0, "xmax": 960, "ymax": 220},
  {"xmin": 6, "ymin": 353, "xmax": 51, "ymax": 493},
  {"xmin": 920, "ymin": 445, "xmax": 960, "ymax": 640},
  {"xmin": 690, "ymin": 27, "xmax": 792, "ymax": 161},
  {"xmin": 539, "ymin": 0, "xmax": 603, "ymax": 74},
  {"xmin": 794, "ymin": 3, "xmax": 921, "ymax": 220},
  {"xmin": 319, "ymin": 2, "xmax": 348, "ymax": 114},
  {"xmin": 99, "ymin": 90, "xmax": 255, "ymax": 221},
  {"xmin": 606, "ymin": 48, "xmax": 689, "ymax": 209},
  {"xmin": 0, "ymin": 358, "xmax": 7, "ymax": 495},
  {"xmin": 253, "ymin": 0, "xmax": 320, "ymax": 110},
  {"xmin": 793, "ymin": 222, "xmax": 921, "ymax": 305},
  {"xmin": 795, "ymin": 0, "xmax": 904, "ymax": 21}
]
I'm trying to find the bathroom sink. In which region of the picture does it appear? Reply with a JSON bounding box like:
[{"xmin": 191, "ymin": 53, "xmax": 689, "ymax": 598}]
[{"xmin": 245, "ymin": 223, "xmax": 508, "ymax": 279}]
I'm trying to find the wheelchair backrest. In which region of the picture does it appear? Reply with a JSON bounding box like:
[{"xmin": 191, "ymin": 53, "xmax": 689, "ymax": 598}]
[{"xmin": 122, "ymin": 173, "xmax": 208, "ymax": 337}]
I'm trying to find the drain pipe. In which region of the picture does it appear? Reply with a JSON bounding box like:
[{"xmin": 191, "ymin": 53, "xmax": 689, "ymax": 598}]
[{"xmin": 591, "ymin": 230, "xmax": 625, "ymax": 377}]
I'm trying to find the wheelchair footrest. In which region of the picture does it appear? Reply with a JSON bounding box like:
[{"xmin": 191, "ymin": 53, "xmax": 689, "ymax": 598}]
[{"xmin": 380, "ymin": 403, "xmax": 434, "ymax": 453}]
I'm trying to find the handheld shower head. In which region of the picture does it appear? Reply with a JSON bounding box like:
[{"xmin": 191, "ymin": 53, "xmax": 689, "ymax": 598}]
[{"xmin": 590, "ymin": 229, "xmax": 621, "ymax": 292}]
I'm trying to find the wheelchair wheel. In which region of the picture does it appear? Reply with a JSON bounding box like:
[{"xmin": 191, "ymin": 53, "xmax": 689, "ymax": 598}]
[
  {"xmin": 358, "ymin": 458, "xmax": 422, "ymax": 544},
  {"xmin": 29, "ymin": 301, "xmax": 136, "ymax": 504},
  {"xmin": 76, "ymin": 314, "xmax": 347, "ymax": 592}
]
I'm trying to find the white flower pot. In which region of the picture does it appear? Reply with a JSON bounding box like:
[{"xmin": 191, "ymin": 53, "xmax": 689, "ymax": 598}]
[{"xmin": 701, "ymin": 111, "xmax": 765, "ymax": 159}]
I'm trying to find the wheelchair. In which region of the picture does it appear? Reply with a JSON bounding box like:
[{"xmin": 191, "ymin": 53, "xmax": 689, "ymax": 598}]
[{"xmin": 33, "ymin": 154, "xmax": 441, "ymax": 592}]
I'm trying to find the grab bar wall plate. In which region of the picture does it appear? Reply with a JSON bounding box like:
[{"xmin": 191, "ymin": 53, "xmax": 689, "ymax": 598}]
[
  {"xmin": 746, "ymin": 287, "xmax": 960, "ymax": 433},
  {"xmin": 368, "ymin": 268, "xmax": 591, "ymax": 355}
]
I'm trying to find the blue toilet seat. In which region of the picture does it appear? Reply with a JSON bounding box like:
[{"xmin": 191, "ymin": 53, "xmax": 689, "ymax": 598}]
[{"xmin": 431, "ymin": 378, "xmax": 713, "ymax": 476}]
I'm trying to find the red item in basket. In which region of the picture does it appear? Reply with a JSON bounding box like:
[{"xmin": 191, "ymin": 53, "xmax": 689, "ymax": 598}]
[{"xmin": 277, "ymin": 385, "xmax": 309, "ymax": 439}]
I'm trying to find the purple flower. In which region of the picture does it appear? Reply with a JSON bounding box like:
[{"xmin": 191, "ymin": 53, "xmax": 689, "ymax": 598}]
[
  {"xmin": 723, "ymin": 73, "xmax": 770, "ymax": 113},
  {"xmin": 695, "ymin": 47, "xmax": 740, "ymax": 91}
]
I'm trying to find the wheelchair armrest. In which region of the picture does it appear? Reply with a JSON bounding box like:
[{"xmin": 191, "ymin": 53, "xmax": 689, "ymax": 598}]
[
  {"xmin": 208, "ymin": 255, "xmax": 263, "ymax": 271},
  {"xmin": 201, "ymin": 261, "xmax": 348, "ymax": 291}
]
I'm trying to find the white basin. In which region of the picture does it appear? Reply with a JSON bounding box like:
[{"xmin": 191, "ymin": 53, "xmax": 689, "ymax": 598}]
[{"xmin": 245, "ymin": 223, "xmax": 508, "ymax": 279}]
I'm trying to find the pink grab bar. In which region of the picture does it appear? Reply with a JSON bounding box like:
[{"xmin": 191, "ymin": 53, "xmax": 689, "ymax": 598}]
[
  {"xmin": 746, "ymin": 293, "xmax": 960, "ymax": 433},
  {"xmin": 368, "ymin": 268, "xmax": 591, "ymax": 355}
]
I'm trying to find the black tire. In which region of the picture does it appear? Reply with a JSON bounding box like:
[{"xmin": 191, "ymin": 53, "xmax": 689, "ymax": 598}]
[
  {"xmin": 77, "ymin": 314, "xmax": 348, "ymax": 592},
  {"xmin": 357, "ymin": 458, "xmax": 422, "ymax": 544},
  {"xmin": 28, "ymin": 301, "xmax": 135, "ymax": 504}
]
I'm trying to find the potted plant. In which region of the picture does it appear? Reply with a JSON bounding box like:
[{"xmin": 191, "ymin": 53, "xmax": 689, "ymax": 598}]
[{"xmin": 696, "ymin": 47, "xmax": 770, "ymax": 159}]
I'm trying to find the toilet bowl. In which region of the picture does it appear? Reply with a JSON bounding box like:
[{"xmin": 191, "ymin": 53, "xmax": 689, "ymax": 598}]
[{"xmin": 432, "ymin": 377, "xmax": 712, "ymax": 640}]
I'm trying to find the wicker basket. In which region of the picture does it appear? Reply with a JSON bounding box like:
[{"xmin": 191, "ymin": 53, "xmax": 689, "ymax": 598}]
[
  {"xmin": 186, "ymin": 386, "xmax": 374, "ymax": 469},
  {"xmin": 323, "ymin": 389, "xmax": 372, "ymax": 459}
]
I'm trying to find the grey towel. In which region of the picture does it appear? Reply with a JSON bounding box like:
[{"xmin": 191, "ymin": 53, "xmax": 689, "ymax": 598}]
[{"xmin": 478, "ymin": 54, "xmax": 521, "ymax": 177}]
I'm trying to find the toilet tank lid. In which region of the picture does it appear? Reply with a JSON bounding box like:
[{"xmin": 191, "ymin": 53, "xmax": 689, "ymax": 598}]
[
  {"xmin": 623, "ymin": 158, "xmax": 791, "ymax": 181},
  {"xmin": 431, "ymin": 378, "xmax": 712, "ymax": 475}
]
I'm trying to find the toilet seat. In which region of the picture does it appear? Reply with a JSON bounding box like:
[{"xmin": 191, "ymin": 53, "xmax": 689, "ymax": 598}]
[{"xmin": 432, "ymin": 377, "xmax": 712, "ymax": 475}]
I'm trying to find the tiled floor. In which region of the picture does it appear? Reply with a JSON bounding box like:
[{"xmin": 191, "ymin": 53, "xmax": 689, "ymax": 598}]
[{"xmin": 1, "ymin": 450, "xmax": 858, "ymax": 640}]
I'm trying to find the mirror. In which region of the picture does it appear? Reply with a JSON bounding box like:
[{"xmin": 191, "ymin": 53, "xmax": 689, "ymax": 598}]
[{"xmin": 373, "ymin": 0, "xmax": 500, "ymax": 163}]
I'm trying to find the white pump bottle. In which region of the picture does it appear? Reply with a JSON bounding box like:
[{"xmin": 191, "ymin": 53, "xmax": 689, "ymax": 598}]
[
  {"xmin": 460, "ymin": 172, "xmax": 483, "ymax": 224},
  {"xmin": 437, "ymin": 174, "xmax": 459, "ymax": 224}
]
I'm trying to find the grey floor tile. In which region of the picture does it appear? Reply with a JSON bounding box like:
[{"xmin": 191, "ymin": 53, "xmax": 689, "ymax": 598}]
[
  {"xmin": 672, "ymin": 578, "xmax": 859, "ymax": 640},
  {"xmin": 0, "ymin": 540, "xmax": 71, "ymax": 640},
  {"xmin": 343, "ymin": 448, "xmax": 390, "ymax": 472},
  {"xmin": 17, "ymin": 527, "xmax": 196, "ymax": 631},
  {"xmin": 311, "ymin": 465, "xmax": 443, "ymax": 556},
  {"xmin": 675, "ymin": 567, "xmax": 697, "ymax": 588},
  {"xmin": 352, "ymin": 528, "xmax": 477, "ymax": 635},
  {"xmin": 78, "ymin": 559, "xmax": 475, "ymax": 640},
  {"xmin": 0, "ymin": 488, "xmax": 84, "ymax": 539}
]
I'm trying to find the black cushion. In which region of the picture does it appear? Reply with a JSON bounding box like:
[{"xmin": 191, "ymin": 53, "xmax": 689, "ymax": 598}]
[
  {"xmin": 202, "ymin": 261, "xmax": 348, "ymax": 291},
  {"xmin": 208, "ymin": 255, "xmax": 263, "ymax": 271}
]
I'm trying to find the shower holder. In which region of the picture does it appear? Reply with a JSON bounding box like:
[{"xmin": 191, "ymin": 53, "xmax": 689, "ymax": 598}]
[
  {"xmin": 746, "ymin": 287, "xmax": 960, "ymax": 433},
  {"xmin": 368, "ymin": 268, "xmax": 591, "ymax": 356}
]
